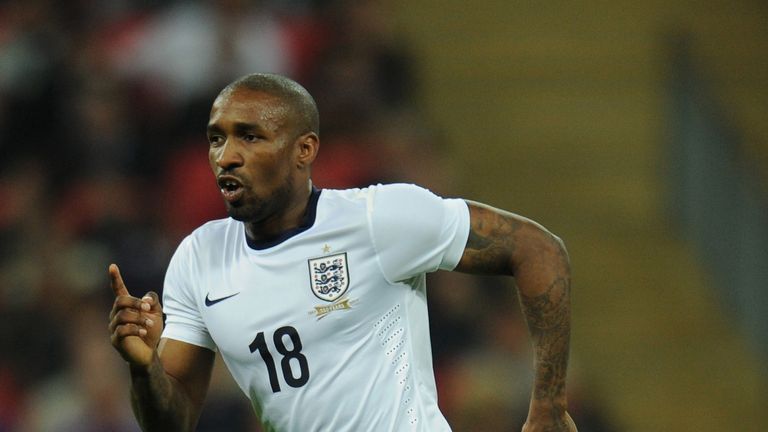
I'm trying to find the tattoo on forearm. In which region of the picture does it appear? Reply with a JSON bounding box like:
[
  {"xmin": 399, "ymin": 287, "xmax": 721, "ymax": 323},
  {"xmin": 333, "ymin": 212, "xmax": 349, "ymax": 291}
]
[
  {"xmin": 520, "ymin": 273, "xmax": 571, "ymax": 404},
  {"xmin": 131, "ymin": 358, "xmax": 195, "ymax": 431},
  {"xmin": 460, "ymin": 203, "xmax": 572, "ymax": 417}
]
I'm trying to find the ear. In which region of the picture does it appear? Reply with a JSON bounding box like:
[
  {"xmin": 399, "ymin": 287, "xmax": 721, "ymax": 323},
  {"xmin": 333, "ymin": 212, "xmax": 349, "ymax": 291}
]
[{"xmin": 296, "ymin": 132, "xmax": 319, "ymax": 170}]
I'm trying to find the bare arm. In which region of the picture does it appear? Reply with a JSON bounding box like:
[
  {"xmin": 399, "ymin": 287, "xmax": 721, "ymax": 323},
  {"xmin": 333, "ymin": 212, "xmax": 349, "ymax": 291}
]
[
  {"xmin": 109, "ymin": 264, "xmax": 215, "ymax": 431},
  {"xmin": 454, "ymin": 201, "xmax": 576, "ymax": 431},
  {"xmin": 128, "ymin": 339, "xmax": 215, "ymax": 431}
]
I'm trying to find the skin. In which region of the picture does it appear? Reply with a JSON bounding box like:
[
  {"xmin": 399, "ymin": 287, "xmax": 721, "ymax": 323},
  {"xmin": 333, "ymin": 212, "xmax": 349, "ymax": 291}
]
[
  {"xmin": 206, "ymin": 88, "xmax": 319, "ymax": 244},
  {"xmin": 455, "ymin": 202, "xmax": 576, "ymax": 432},
  {"xmin": 109, "ymin": 264, "xmax": 213, "ymax": 431},
  {"xmin": 109, "ymin": 83, "xmax": 576, "ymax": 432}
]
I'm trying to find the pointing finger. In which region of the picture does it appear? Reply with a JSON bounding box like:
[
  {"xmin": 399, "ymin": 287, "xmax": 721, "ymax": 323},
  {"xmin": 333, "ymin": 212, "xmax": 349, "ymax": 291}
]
[{"xmin": 109, "ymin": 263, "xmax": 130, "ymax": 297}]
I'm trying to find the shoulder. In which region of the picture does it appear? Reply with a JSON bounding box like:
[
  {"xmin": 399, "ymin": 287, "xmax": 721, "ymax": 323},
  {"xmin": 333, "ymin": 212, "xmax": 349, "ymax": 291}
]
[
  {"xmin": 367, "ymin": 183, "xmax": 448, "ymax": 212},
  {"xmin": 317, "ymin": 186, "xmax": 370, "ymax": 204},
  {"xmin": 317, "ymin": 184, "xmax": 440, "ymax": 220},
  {"xmin": 325, "ymin": 183, "xmax": 437, "ymax": 205},
  {"xmin": 364, "ymin": 183, "xmax": 458, "ymax": 235},
  {"xmin": 320, "ymin": 183, "xmax": 433, "ymax": 200},
  {"xmin": 167, "ymin": 218, "xmax": 239, "ymax": 278},
  {"xmin": 178, "ymin": 217, "xmax": 238, "ymax": 252},
  {"xmin": 191, "ymin": 217, "xmax": 236, "ymax": 237}
]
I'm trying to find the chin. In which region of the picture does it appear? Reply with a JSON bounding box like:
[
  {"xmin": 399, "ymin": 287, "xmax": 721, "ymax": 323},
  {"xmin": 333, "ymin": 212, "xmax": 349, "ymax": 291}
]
[
  {"xmin": 225, "ymin": 199, "xmax": 268, "ymax": 223},
  {"xmin": 226, "ymin": 208, "xmax": 252, "ymax": 222},
  {"xmin": 224, "ymin": 202, "xmax": 251, "ymax": 221}
]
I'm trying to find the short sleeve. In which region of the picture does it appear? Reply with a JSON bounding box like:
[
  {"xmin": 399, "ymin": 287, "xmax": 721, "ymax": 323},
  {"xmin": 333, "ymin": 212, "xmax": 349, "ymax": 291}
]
[
  {"xmin": 161, "ymin": 237, "xmax": 217, "ymax": 351},
  {"xmin": 367, "ymin": 183, "xmax": 470, "ymax": 283}
]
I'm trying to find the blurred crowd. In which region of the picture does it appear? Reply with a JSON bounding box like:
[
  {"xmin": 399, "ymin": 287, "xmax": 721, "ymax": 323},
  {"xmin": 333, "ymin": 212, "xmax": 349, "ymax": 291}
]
[{"xmin": 0, "ymin": 0, "xmax": 615, "ymax": 430}]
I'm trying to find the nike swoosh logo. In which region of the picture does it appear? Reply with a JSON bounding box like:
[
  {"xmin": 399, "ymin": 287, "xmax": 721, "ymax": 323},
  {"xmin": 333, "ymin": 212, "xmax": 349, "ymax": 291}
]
[{"xmin": 205, "ymin": 292, "xmax": 240, "ymax": 307}]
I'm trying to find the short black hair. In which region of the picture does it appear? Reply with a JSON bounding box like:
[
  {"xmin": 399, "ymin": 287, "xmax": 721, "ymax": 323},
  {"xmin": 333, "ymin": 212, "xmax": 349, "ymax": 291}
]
[{"xmin": 219, "ymin": 73, "xmax": 320, "ymax": 137}]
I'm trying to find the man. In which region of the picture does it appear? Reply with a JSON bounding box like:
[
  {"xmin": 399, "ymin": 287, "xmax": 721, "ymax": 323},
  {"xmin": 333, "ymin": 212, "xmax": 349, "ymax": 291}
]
[{"xmin": 108, "ymin": 73, "xmax": 577, "ymax": 431}]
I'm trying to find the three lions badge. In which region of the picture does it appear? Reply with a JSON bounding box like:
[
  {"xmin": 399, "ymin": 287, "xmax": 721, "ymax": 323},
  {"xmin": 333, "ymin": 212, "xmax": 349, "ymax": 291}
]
[{"xmin": 308, "ymin": 252, "xmax": 349, "ymax": 302}]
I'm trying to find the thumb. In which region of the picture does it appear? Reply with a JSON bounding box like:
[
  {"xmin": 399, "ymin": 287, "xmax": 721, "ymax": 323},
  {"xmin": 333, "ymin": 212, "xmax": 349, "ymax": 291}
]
[
  {"xmin": 141, "ymin": 291, "xmax": 162, "ymax": 313},
  {"xmin": 109, "ymin": 263, "xmax": 130, "ymax": 297}
]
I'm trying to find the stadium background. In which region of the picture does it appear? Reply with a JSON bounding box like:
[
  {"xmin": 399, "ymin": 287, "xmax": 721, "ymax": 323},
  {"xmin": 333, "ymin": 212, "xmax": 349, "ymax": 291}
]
[{"xmin": 1, "ymin": 0, "xmax": 766, "ymax": 430}]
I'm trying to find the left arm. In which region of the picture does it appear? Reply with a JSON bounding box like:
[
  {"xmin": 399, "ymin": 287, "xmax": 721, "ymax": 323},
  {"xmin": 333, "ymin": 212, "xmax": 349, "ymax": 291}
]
[{"xmin": 454, "ymin": 200, "xmax": 577, "ymax": 432}]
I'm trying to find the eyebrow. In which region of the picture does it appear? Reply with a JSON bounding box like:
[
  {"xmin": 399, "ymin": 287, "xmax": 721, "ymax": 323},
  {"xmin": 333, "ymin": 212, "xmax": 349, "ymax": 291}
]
[
  {"xmin": 233, "ymin": 122, "xmax": 266, "ymax": 135},
  {"xmin": 206, "ymin": 124, "xmax": 223, "ymax": 135},
  {"xmin": 206, "ymin": 122, "xmax": 266, "ymax": 135}
]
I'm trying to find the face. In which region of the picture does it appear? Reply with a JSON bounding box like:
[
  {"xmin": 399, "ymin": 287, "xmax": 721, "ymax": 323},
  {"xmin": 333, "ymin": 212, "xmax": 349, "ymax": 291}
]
[{"xmin": 207, "ymin": 88, "xmax": 306, "ymax": 224}]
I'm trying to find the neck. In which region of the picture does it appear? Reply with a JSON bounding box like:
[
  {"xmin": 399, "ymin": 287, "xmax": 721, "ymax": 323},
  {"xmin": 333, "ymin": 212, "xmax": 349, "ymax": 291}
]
[{"xmin": 244, "ymin": 180, "xmax": 314, "ymax": 247}]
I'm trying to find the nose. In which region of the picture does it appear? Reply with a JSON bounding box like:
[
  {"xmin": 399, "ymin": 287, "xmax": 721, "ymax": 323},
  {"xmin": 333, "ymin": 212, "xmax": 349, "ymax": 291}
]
[{"xmin": 214, "ymin": 139, "xmax": 243, "ymax": 170}]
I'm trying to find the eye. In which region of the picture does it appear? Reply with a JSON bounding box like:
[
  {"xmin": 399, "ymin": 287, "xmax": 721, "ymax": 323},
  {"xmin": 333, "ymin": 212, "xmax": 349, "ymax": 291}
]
[
  {"xmin": 208, "ymin": 135, "xmax": 224, "ymax": 147},
  {"xmin": 243, "ymin": 134, "xmax": 262, "ymax": 143}
]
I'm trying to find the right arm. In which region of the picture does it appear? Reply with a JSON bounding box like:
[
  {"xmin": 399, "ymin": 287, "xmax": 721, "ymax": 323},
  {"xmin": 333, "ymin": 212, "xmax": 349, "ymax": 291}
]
[
  {"xmin": 128, "ymin": 339, "xmax": 215, "ymax": 431},
  {"xmin": 108, "ymin": 264, "xmax": 215, "ymax": 432}
]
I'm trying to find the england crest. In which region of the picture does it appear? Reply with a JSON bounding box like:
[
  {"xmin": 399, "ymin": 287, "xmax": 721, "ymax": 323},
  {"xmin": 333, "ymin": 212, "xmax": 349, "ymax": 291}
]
[{"xmin": 308, "ymin": 252, "xmax": 350, "ymax": 302}]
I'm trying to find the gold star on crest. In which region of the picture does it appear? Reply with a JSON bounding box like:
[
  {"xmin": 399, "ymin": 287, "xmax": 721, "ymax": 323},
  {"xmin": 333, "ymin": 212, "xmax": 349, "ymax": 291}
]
[{"xmin": 322, "ymin": 244, "xmax": 331, "ymax": 254}]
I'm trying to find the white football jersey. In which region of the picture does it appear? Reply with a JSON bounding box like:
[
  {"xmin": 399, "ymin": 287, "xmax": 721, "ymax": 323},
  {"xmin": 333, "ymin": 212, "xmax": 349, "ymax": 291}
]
[{"xmin": 162, "ymin": 183, "xmax": 470, "ymax": 431}]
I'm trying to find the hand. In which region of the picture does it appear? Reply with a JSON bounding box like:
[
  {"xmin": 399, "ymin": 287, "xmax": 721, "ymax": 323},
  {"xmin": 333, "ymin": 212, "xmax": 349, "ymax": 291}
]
[
  {"xmin": 522, "ymin": 410, "xmax": 578, "ymax": 432},
  {"xmin": 108, "ymin": 263, "xmax": 164, "ymax": 367}
]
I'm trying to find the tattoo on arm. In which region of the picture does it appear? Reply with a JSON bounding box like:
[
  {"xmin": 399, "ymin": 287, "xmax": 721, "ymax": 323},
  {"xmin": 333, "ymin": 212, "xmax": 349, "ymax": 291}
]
[
  {"xmin": 465, "ymin": 226, "xmax": 493, "ymax": 250},
  {"xmin": 457, "ymin": 201, "xmax": 572, "ymax": 412},
  {"xmin": 458, "ymin": 203, "xmax": 521, "ymax": 275},
  {"xmin": 130, "ymin": 357, "xmax": 194, "ymax": 431},
  {"xmin": 129, "ymin": 348, "xmax": 212, "ymax": 432},
  {"xmin": 521, "ymin": 274, "xmax": 571, "ymax": 405}
]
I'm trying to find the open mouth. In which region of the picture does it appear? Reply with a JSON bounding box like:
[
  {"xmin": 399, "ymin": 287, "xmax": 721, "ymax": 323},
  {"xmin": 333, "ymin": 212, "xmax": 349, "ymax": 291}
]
[{"xmin": 217, "ymin": 176, "xmax": 245, "ymax": 203}]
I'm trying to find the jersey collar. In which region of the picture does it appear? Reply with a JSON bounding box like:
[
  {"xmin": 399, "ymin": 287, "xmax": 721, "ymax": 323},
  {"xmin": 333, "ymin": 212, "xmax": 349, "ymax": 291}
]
[{"xmin": 244, "ymin": 186, "xmax": 322, "ymax": 250}]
